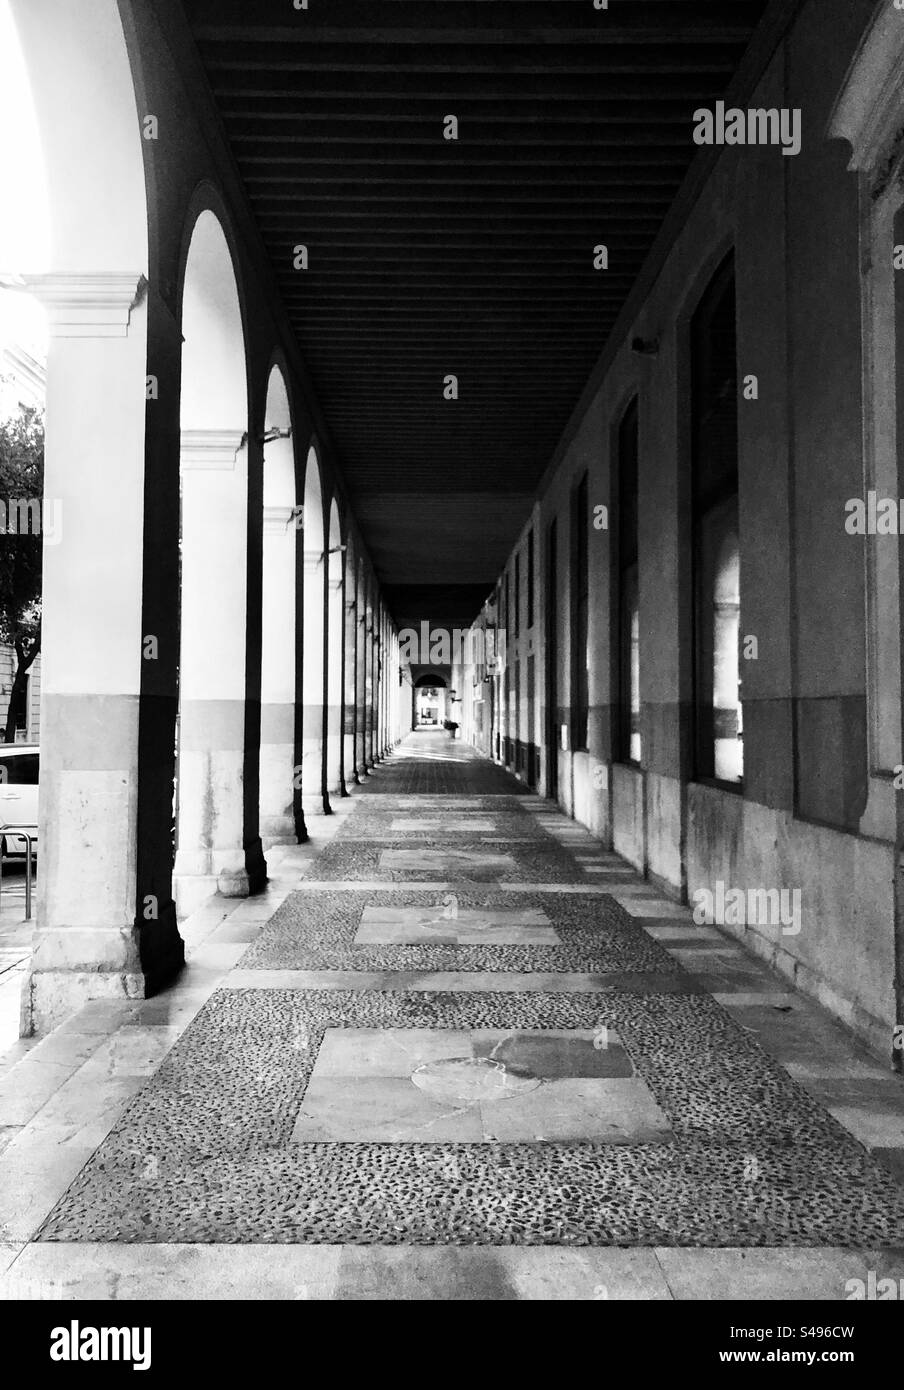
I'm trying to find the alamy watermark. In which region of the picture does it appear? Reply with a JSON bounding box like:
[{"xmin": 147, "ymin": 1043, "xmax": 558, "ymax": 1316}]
[
  {"xmin": 398, "ymin": 622, "xmax": 506, "ymax": 669},
  {"xmin": 50, "ymin": 1321, "xmax": 151, "ymax": 1370},
  {"xmin": 0, "ymin": 497, "xmax": 62, "ymax": 545},
  {"xmin": 692, "ymin": 880, "xmax": 801, "ymax": 936},
  {"xmin": 692, "ymin": 102, "xmax": 801, "ymax": 157}
]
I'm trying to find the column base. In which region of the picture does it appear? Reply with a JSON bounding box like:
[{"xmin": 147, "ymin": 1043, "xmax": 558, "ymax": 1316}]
[
  {"xmin": 174, "ymin": 872, "xmax": 219, "ymax": 920},
  {"xmin": 22, "ymin": 965, "xmax": 145, "ymax": 1037},
  {"xmin": 173, "ymin": 842, "xmax": 268, "ymax": 919},
  {"xmin": 260, "ymin": 812, "xmax": 299, "ymax": 849},
  {"xmin": 21, "ymin": 923, "xmax": 145, "ymax": 1036}
]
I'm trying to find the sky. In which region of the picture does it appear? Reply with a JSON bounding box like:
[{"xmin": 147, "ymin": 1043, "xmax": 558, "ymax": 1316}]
[{"xmin": 0, "ymin": 0, "xmax": 50, "ymax": 359}]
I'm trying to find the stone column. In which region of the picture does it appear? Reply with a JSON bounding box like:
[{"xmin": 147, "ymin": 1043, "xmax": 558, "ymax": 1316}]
[
  {"xmin": 174, "ymin": 429, "xmax": 259, "ymax": 917},
  {"xmin": 260, "ymin": 504, "xmax": 298, "ymax": 845},
  {"xmin": 324, "ymin": 565, "xmax": 344, "ymax": 804},
  {"xmin": 389, "ymin": 628, "xmax": 399, "ymax": 749},
  {"xmin": 301, "ymin": 549, "xmax": 327, "ymax": 817},
  {"xmin": 373, "ymin": 607, "xmax": 383, "ymax": 764},
  {"xmin": 364, "ymin": 589, "xmax": 376, "ymax": 769},
  {"xmin": 22, "ymin": 272, "xmax": 183, "ymax": 1031},
  {"xmin": 381, "ymin": 610, "xmax": 391, "ymax": 756},
  {"xmin": 343, "ymin": 570, "xmax": 358, "ymax": 793},
  {"xmin": 355, "ymin": 581, "xmax": 368, "ymax": 778}
]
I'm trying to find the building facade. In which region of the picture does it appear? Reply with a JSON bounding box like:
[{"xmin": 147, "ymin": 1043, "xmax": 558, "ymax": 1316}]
[{"xmin": 458, "ymin": 0, "xmax": 904, "ymax": 1058}]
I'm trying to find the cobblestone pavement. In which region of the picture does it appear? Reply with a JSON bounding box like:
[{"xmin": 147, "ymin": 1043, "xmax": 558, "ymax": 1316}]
[{"xmin": 4, "ymin": 733, "xmax": 904, "ymax": 1297}]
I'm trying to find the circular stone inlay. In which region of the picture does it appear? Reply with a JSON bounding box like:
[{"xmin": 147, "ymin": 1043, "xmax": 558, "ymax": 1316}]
[{"xmin": 410, "ymin": 1056, "xmax": 541, "ymax": 1106}]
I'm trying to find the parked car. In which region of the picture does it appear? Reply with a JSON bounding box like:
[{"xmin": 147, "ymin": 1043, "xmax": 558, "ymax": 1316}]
[{"xmin": 0, "ymin": 745, "xmax": 39, "ymax": 857}]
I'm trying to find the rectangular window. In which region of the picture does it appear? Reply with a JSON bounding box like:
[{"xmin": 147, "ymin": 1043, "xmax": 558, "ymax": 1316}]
[
  {"xmin": 617, "ymin": 399, "xmax": 641, "ymax": 763},
  {"xmin": 571, "ymin": 472, "xmax": 589, "ymax": 751},
  {"xmin": 691, "ymin": 255, "xmax": 742, "ymax": 785},
  {"xmin": 526, "ymin": 529, "xmax": 535, "ymax": 629},
  {"xmin": 513, "ymin": 552, "xmax": 520, "ymax": 637}
]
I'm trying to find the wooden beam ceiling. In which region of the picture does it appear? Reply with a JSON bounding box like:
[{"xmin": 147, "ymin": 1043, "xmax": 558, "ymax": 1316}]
[{"xmin": 184, "ymin": 0, "xmax": 770, "ymax": 611}]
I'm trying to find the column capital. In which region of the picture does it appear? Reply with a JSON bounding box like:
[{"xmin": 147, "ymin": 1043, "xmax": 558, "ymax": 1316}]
[
  {"xmin": 19, "ymin": 272, "xmax": 146, "ymax": 339},
  {"xmin": 303, "ymin": 550, "xmax": 323, "ymax": 578},
  {"xmin": 830, "ymin": 5, "xmax": 904, "ymax": 179},
  {"xmin": 263, "ymin": 505, "xmax": 298, "ymax": 535},
  {"xmin": 180, "ymin": 429, "xmax": 246, "ymax": 471}
]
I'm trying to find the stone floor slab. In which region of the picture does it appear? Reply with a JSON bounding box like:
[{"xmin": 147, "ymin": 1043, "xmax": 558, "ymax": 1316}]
[
  {"xmin": 0, "ymin": 1242, "xmax": 343, "ymax": 1300},
  {"xmin": 292, "ymin": 1025, "xmax": 666, "ymax": 1145},
  {"xmin": 470, "ymin": 1029, "xmax": 634, "ymax": 1079},
  {"xmin": 292, "ymin": 1076, "xmax": 487, "ymax": 1142},
  {"xmin": 654, "ymin": 1247, "xmax": 898, "ymax": 1301},
  {"xmin": 389, "ymin": 819, "xmax": 497, "ymax": 832},
  {"xmin": 380, "ymin": 849, "xmax": 517, "ymax": 878},
  {"xmin": 480, "ymin": 1077, "xmax": 672, "ymax": 1143},
  {"xmin": 314, "ymin": 1027, "xmax": 473, "ymax": 1078},
  {"xmin": 223, "ymin": 970, "xmax": 632, "ymax": 992},
  {"xmin": 355, "ymin": 903, "xmax": 557, "ymax": 946}
]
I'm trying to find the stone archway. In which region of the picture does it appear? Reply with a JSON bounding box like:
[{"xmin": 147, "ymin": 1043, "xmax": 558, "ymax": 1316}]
[
  {"xmin": 174, "ymin": 206, "xmax": 256, "ymax": 918},
  {"xmin": 413, "ymin": 671, "xmax": 448, "ymax": 729}
]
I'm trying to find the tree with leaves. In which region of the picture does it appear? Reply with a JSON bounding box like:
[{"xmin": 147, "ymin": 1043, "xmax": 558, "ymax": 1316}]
[{"xmin": 0, "ymin": 401, "xmax": 43, "ymax": 743}]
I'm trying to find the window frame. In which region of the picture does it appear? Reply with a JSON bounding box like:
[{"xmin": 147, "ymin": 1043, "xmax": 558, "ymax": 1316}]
[{"xmin": 690, "ymin": 253, "xmax": 743, "ymax": 791}]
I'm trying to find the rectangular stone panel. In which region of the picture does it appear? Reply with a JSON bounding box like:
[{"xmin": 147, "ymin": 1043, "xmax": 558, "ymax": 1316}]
[
  {"xmin": 354, "ymin": 904, "xmax": 557, "ymax": 945},
  {"xmin": 380, "ymin": 850, "xmax": 516, "ymax": 877},
  {"xmin": 389, "ymin": 819, "xmax": 496, "ymax": 832},
  {"xmin": 291, "ymin": 1028, "xmax": 671, "ymax": 1145}
]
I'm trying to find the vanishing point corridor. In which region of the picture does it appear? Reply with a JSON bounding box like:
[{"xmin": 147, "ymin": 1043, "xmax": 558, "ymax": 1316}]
[
  {"xmin": 7, "ymin": 0, "xmax": 904, "ymax": 1336},
  {"xmin": 3, "ymin": 731, "xmax": 904, "ymax": 1301}
]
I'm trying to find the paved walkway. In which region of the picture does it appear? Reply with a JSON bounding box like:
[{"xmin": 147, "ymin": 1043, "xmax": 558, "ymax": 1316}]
[{"xmin": 2, "ymin": 731, "xmax": 904, "ymax": 1299}]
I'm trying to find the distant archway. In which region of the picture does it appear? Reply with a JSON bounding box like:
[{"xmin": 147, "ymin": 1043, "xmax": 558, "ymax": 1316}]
[{"xmin": 413, "ymin": 672, "xmax": 448, "ymax": 729}]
